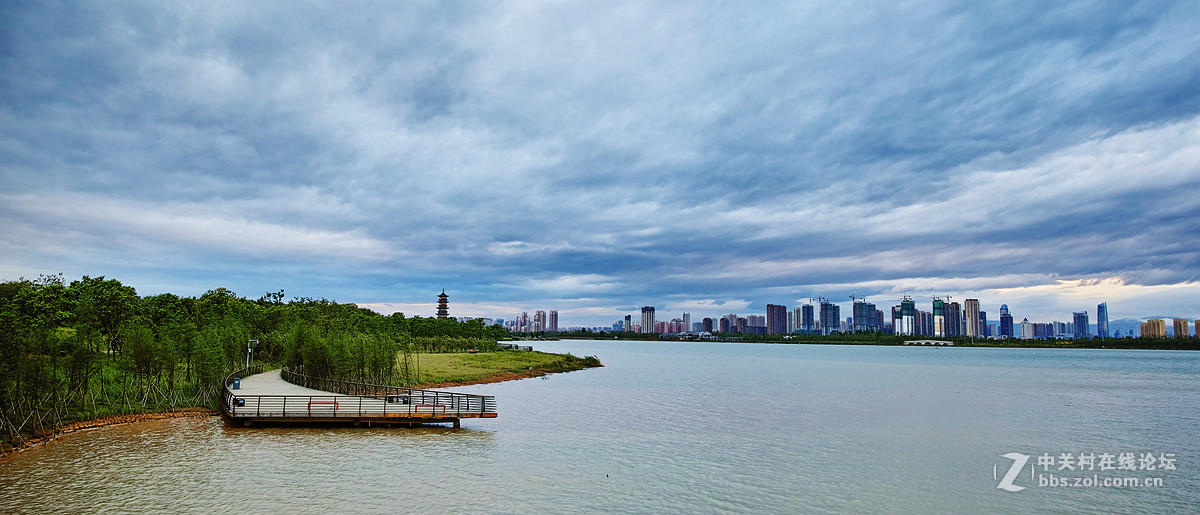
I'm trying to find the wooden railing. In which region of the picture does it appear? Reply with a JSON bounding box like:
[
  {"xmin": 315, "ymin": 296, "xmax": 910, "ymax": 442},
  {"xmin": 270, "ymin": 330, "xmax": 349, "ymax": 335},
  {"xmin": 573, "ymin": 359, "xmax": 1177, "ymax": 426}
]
[
  {"xmin": 221, "ymin": 365, "xmax": 497, "ymax": 419},
  {"xmin": 221, "ymin": 365, "xmax": 496, "ymax": 419},
  {"xmin": 279, "ymin": 367, "xmax": 497, "ymax": 416},
  {"xmin": 223, "ymin": 393, "xmax": 478, "ymax": 418}
]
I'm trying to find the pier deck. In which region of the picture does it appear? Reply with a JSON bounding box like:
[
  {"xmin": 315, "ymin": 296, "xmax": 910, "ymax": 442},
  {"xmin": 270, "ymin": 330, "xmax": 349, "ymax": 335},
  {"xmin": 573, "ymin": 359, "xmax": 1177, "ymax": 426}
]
[{"xmin": 223, "ymin": 367, "xmax": 497, "ymax": 427}]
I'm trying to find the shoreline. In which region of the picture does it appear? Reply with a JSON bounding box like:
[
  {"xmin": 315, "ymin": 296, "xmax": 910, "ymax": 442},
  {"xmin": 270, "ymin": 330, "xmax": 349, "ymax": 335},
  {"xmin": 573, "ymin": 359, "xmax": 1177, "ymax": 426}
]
[
  {"xmin": 2, "ymin": 367, "xmax": 579, "ymax": 458},
  {"xmin": 2, "ymin": 408, "xmax": 218, "ymax": 458},
  {"xmin": 410, "ymin": 367, "xmax": 558, "ymax": 389}
]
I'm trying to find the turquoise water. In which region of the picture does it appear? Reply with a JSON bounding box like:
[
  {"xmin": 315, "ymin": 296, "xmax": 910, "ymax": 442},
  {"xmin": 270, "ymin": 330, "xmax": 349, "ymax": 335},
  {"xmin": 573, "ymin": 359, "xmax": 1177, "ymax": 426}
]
[{"xmin": 2, "ymin": 341, "xmax": 1197, "ymax": 513}]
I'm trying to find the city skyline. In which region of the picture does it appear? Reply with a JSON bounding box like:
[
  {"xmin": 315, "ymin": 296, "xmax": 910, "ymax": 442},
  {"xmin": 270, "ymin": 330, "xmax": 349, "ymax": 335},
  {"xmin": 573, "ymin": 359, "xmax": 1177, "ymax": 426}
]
[
  {"xmin": 472, "ymin": 294, "xmax": 1187, "ymax": 338},
  {"xmin": 3, "ymin": 3, "xmax": 1199, "ymax": 329}
]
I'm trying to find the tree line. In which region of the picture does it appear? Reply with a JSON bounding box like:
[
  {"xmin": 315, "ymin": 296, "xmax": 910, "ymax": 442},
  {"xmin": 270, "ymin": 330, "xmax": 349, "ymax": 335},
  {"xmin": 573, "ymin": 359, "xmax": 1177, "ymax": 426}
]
[{"xmin": 0, "ymin": 274, "xmax": 507, "ymax": 450}]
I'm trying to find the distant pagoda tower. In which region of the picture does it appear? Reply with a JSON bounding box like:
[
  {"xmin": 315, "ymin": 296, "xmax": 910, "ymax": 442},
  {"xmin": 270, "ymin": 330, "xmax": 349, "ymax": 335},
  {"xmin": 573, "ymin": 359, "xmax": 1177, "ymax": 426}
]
[{"xmin": 436, "ymin": 289, "xmax": 450, "ymax": 319}]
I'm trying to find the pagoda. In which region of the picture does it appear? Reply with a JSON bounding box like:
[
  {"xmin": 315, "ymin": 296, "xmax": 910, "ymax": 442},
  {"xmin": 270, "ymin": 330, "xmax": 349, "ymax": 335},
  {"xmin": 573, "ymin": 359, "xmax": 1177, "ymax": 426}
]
[{"xmin": 436, "ymin": 289, "xmax": 450, "ymax": 319}]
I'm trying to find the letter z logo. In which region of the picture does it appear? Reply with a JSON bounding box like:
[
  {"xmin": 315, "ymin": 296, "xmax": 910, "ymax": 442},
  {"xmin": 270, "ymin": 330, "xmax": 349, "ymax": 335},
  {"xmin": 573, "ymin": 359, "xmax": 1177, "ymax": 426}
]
[{"xmin": 995, "ymin": 453, "xmax": 1031, "ymax": 492}]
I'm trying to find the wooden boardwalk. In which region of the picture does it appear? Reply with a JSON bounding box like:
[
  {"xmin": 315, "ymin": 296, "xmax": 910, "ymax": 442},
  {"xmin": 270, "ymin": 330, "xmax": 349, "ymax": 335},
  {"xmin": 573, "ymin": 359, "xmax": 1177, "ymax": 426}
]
[{"xmin": 222, "ymin": 366, "xmax": 497, "ymax": 427}]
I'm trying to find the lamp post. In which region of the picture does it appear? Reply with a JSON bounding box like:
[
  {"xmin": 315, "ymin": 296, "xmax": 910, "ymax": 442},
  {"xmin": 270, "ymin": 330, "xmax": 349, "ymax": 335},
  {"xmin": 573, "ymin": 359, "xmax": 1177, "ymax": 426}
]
[{"xmin": 247, "ymin": 339, "xmax": 259, "ymax": 369}]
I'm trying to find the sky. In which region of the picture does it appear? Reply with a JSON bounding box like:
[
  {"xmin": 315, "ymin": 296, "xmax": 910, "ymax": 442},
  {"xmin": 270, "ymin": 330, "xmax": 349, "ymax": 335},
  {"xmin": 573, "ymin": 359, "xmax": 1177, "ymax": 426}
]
[{"xmin": 2, "ymin": 1, "xmax": 1199, "ymax": 328}]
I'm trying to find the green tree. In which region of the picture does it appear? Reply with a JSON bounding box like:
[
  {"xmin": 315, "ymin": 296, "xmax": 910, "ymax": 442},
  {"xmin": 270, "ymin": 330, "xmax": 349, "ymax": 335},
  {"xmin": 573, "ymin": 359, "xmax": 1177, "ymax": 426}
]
[{"xmin": 70, "ymin": 276, "xmax": 137, "ymax": 358}]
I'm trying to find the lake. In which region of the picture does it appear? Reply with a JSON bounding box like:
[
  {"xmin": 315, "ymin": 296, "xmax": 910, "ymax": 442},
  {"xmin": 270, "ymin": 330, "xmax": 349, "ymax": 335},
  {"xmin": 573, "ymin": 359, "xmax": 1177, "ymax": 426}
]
[{"xmin": 2, "ymin": 340, "xmax": 1197, "ymax": 513}]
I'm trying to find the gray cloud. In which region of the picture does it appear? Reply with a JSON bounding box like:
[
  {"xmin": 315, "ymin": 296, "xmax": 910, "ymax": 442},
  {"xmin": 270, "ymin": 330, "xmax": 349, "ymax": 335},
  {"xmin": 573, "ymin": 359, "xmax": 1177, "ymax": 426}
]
[{"xmin": 2, "ymin": 0, "xmax": 1199, "ymax": 324}]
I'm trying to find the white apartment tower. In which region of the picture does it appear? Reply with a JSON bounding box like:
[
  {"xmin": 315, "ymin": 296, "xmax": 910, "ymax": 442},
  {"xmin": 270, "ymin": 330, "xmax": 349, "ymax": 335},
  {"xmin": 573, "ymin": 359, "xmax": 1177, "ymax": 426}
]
[
  {"xmin": 641, "ymin": 306, "xmax": 656, "ymax": 334},
  {"xmin": 964, "ymin": 299, "xmax": 981, "ymax": 338}
]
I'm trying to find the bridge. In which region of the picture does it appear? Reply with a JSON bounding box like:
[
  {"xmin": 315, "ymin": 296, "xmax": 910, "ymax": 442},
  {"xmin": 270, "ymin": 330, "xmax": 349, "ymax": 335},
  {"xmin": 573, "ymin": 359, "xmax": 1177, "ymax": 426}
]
[{"xmin": 221, "ymin": 365, "xmax": 497, "ymax": 428}]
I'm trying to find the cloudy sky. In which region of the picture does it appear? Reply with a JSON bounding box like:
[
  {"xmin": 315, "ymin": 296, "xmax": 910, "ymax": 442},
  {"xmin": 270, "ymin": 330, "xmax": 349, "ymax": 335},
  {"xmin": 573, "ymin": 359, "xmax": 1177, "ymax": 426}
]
[{"xmin": 2, "ymin": 1, "xmax": 1199, "ymax": 327}]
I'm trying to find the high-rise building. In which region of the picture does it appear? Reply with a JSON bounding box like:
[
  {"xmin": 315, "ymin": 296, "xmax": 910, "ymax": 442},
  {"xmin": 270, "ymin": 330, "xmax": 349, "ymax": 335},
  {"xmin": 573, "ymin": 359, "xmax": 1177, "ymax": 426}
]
[
  {"xmin": 766, "ymin": 304, "xmax": 787, "ymax": 335},
  {"xmin": 682, "ymin": 313, "xmax": 691, "ymax": 333},
  {"xmin": 1000, "ymin": 305, "xmax": 1014, "ymax": 339},
  {"xmin": 1195, "ymin": 320, "xmax": 1200, "ymax": 340},
  {"xmin": 1141, "ymin": 319, "xmax": 1166, "ymax": 338},
  {"xmin": 964, "ymin": 299, "xmax": 981, "ymax": 338},
  {"xmin": 1073, "ymin": 311, "xmax": 1090, "ymax": 339},
  {"xmin": 980, "ymin": 311, "xmax": 988, "ymax": 337},
  {"xmin": 1173, "ymin": 318, "xmax": 1190, "ymax": 338},
  {"xmin": 534, "ymin": 310, "xmax": 547, "ymax": 332},
  {"xmin": 819, "ymin": 301, "xmax": 841, "ymax": 335},
  {"xmin": 641, "ymin": 306, "xmax": 655, "ymax": 334},
  {"xmin": 625, "ymin": 314, "xmax": 632, "ymax": 332},
  {"xmin": 897, "ymin": 299, "xmax": 917, "ymax": 336},
  {"xmin": 890, "ymin": 305, "xmax": 901, "ymax": 334},
  {"xmin": 787, "ymin": 309, "xmax": 796, "ymax": 333},
  {"xmin": 801, "ymin": 304, "xmax": 815, "ymax": 333},
  {"xmin": 548, "ymin": 310, "xmax": 558, "ymax": 332},
  {"xmin": 673, "ymin": 318, "xmax": 686, "ymax": 333},
  {"xmin": 722, "ymin": 314, "xmax": 739, "ymax": 333},
  {"xmin": 1096, "ymin": 302, "xmax": 1109, "ymax": 339},
  {"xmin": 719, "ymin": 317, "xmax": 730, "ymax": 332},
  {"xmin": 746, "ymin": 315, "xmax": 766, "ymax": 334},
  {"xmin": 945, "ymin": 301, "xmax": 961, "ymax": 337},
  {"xmin": 932, "ymin": 299, "xmax": 946, "ymax": 337},
  {"xmin": 1020, "ymin": 318, "xmax": 1033, "ymax": 340},
  {"xmin": 852, "ymin": 300, "xmax": 878, "ymax": 332}
]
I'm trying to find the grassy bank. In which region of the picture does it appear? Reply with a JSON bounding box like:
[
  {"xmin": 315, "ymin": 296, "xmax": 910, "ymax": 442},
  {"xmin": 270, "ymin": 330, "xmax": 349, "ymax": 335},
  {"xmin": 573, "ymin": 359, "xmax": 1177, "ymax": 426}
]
[
  {"xmin": 408, "ymin": 350, "xmax": 602, "ymax": 388},
  {"xmin": 1, "ymin": 352, "xmax": 599, "ymax": 456}
]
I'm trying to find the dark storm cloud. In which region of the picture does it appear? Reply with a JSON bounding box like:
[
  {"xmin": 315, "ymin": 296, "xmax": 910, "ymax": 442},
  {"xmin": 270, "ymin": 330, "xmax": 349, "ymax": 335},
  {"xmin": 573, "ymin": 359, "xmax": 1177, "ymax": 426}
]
[{"xmin": 2, "ymin": 1, "xmax": 1199, "ymax": 324}]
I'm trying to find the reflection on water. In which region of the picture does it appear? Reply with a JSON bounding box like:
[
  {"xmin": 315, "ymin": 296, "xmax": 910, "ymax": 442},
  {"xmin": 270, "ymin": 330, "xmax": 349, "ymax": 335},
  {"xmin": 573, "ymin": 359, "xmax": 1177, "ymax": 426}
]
[{"xmin": 1, "ymin": 342, "xmax": 1197, "ymax": 513}]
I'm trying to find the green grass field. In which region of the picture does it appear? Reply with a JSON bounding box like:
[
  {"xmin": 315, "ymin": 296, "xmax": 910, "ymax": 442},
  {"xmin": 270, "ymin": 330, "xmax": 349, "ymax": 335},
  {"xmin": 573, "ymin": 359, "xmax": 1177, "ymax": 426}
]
[{"xmin": 408, "ymin": 350, "xmax": 602, "ymax": 386}]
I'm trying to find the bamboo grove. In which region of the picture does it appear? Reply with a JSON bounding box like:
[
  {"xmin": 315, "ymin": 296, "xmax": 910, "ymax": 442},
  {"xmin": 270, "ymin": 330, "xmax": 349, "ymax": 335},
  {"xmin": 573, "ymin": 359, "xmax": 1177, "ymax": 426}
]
[{"xmin": 0, "ymin": 274, "xmax": 507, "ymax": 450}]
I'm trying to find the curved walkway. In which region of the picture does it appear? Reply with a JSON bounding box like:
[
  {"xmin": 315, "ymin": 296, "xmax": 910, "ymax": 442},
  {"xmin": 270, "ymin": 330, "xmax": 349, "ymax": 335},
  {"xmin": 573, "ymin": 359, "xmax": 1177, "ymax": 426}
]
[
  {"xmin": 224, "ymin": 369, "xmax": 497, "ymax": 427},
  {"xmin": 235, "ymin": 369, "xmax": 331, "ymax": 396}
]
